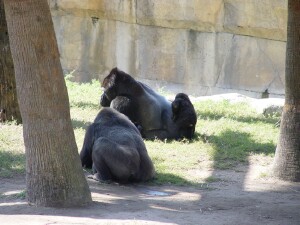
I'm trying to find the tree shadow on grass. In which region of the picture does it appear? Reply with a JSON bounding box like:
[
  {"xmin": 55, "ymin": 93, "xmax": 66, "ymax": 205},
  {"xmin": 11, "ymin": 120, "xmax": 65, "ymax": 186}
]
[
  {"xmin": 70, "ymin": 101, "xmax": 99, "ymax": 110},
  {"xmin": 0, "ymin": 150, "xmax": 25, "ymax": 178},
  {"xmin": 71, "ymin": 119, "xmax": 91, "ymax": 130},
  {"xmin": 150, "ymin": 172, "xmax": 195, "ymax": 186},
  {"xmin": 83, "ymin": 170, "xmax": 199, "ymax": 187},
  {"xmin": 204, "ymin": 129, "xmax": 275, "ymax": 169}
]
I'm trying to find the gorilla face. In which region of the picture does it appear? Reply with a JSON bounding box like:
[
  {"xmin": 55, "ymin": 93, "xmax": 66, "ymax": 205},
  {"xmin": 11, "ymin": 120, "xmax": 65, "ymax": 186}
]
[
  {"xmin": 100, "ymin": 95, "xmax": 109, "ymax": 107},
  {"xmin": 172, "ymin": 93, "xmax": 197, "ymax": 139},
  {"xmin": 172, "ymin": 93, "xmax": 192, "ymax": 121},
  {"xmin": 100, "ymin": 89, "xmax": 115, "ymax": 107}
]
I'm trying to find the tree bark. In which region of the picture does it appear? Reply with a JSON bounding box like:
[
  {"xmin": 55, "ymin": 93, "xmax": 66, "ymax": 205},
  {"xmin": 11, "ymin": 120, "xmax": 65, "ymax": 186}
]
[
  {"xmin": 4, "ymin": 0, "xmax": 92, "ymax": 206},
  {"xmin": 0, "ymin": 0, "xmax": 21, "ymax": 123},
  {"xmin": 273, "ymin": 0, "xmax": 300, "ymax": 182}
]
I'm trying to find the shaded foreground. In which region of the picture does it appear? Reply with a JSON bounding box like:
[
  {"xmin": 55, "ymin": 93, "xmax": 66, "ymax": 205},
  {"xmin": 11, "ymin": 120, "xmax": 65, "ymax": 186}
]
[{"xmin": 0, "ymin": 160, "xmax": 299, "ymax": 225}]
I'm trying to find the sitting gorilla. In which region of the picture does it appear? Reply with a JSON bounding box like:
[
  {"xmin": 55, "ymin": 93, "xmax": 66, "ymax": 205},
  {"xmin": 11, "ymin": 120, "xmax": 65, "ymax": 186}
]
[
  {"xmin": 100, "ymin": 67, "xmax": 195, "ymax": 140},
  {"xmin": 80, "ymin": 107, "xmax": 155, "ymax": 183},
  {"xmin": 172, "ymin": 93, "xmax": 197, "ymax": 139}
]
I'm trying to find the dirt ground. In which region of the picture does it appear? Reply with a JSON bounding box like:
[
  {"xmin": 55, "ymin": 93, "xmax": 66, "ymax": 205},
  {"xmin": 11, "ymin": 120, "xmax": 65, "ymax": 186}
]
[{"xmin": 0, "ymin": 157, "xmax": 299, "ymax": 225}]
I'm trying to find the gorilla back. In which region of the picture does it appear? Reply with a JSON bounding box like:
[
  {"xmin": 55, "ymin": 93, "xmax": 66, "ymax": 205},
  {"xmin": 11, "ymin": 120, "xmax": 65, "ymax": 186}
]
[{"xmin": 80, "ymin": 108, "xmax": 155, "ymax": 183}]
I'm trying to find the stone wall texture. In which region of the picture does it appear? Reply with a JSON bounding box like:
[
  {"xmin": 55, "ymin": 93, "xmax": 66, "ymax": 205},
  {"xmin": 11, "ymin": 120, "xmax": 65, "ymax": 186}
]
[{"xmin": 49, "ymin": 0, "xmax": 287, "ymax": 97}]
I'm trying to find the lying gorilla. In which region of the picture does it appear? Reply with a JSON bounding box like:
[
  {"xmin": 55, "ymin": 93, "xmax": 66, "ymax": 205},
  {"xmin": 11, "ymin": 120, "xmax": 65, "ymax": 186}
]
[
  {"xmin": 172, "ymin": 93, "xmax": 197, "ymax": 139},
  {"xmin": 100, "ymin": 67, "xmax": 196, "ymax": 140},
  {"xmin": 80, "ymin": 107, "xmax": 155, "ymax": 183}
]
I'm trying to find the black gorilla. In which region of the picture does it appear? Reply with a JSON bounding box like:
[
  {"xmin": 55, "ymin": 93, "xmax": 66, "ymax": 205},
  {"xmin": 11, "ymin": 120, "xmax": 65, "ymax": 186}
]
[
  {"xmin": 80, "ymin": 107, "xmax": 155, "ymax": 183},
  {"xmin": 172, "ymin": 93, "xmax": 197, "ymax": 139},
  {"xmin": 100, "ymin": 67, "xmax": 189, "ymax": 140}
]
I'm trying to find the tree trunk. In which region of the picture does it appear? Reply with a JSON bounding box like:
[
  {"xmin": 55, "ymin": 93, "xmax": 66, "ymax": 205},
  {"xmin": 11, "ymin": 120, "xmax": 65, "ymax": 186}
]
[
  {"xmin": 4, "ymin": 0, "xmax": 92, "ymax": 206},
  {"xmin": 273, "ymin": 0, "xmax": 300, "ymax": 182},
  {"xmin": 0, "ymin": 0, "xmax": 21, "ymax": 123}
]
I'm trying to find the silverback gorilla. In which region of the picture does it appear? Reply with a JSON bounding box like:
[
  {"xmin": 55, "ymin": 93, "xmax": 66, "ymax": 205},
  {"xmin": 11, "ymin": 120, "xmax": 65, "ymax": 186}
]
[
  {"xmin": 100, "ymin": 67, "xmax": 197, "ymax": 140},
  {"xmin": 172, "ymin": 93, "xmax": 197, "ymax": 139},
  {"xmin": 80, "ymin": 107, "xmax": 155, "ymax": 183}
]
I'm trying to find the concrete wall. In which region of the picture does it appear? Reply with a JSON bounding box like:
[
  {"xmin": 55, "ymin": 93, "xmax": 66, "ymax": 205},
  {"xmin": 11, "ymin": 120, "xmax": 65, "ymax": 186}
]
[{"xmin": 49, "ymin": 0, "xmax": 287, "ymax": 97}]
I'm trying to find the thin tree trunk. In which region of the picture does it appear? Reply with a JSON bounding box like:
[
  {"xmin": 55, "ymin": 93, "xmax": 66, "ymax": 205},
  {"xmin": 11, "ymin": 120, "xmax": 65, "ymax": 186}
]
[
  {"xmin": 0, "ymin": 0, "xmax": 21, "ymax": 123},
  {"xmin": 4, "ymin": 0, "xmax": 92, "ymax": 206},
  {"xmin": 273, "ymin": 0, "xmax": 300, "ymax": 182}
]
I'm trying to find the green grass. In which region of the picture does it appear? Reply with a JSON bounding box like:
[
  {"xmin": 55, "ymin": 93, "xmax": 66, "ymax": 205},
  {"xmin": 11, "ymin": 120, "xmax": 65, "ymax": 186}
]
[
  {"xmin": 0, "ymin": 79, "xmax": 280, "ymax": 186},
  {"xmin": 0, "ymin": 122, "xmax": 25, "ymax": 177},
  {"xmin": 0, "ymin": 190, "xmax": 26, "ymax": 200},
  {"xmin": 195, "ymin": 100, "xmax": 278, "ymax": 163}
]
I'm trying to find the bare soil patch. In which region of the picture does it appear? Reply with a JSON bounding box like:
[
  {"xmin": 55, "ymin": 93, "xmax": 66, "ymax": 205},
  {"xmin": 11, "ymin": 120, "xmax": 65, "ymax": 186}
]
[{"xmin": 0, "ymin": 159, "xmax": 299, "ymax": 225}]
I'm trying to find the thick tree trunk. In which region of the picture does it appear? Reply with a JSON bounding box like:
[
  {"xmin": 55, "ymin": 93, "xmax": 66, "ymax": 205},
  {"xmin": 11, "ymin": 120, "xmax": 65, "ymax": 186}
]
[
  {"xmin": 273, "ymin": 0, "xmax": 300, "ymax": 182},
  {"xmin": 4, "ymin": 0, "xmax": 92, "ymax": 206},
  {"xmin": 0, "ymin": 0, "xmax": 21, "ymax": 123}
]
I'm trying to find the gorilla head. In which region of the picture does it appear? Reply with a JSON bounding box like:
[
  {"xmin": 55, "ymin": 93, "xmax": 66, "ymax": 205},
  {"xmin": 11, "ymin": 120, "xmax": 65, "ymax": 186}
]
[
  {"xmin": 172, "ymin": 93, "xmax": 197, "ymax": 139},
  {"xmin": 100, "ymin": 67, "xmax": 141, "ymax": 107}
]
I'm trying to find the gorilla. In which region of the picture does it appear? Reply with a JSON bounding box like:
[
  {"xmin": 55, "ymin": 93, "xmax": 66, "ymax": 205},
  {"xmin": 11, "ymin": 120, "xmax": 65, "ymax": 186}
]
[
  {"xmin": 100, "ymin": 67, "xmax": 196, "ymax": 140},
  {"xmin": 80, "ymin": 107, "xmax": 155, "ymax": 183},
  {"xmin": 172, "ymin": 93, "xmax": 197, "ymax": 139}
]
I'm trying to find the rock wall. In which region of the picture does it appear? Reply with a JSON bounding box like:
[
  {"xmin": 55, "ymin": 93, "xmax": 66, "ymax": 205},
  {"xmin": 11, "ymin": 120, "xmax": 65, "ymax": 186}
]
[{"xmin": 49, "ymin": 0, "xmax": 287, "ymax": 97}]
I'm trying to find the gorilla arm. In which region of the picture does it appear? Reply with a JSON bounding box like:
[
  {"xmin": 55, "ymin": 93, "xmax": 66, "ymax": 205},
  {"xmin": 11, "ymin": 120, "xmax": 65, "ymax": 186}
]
[{"xmin": 79, "ymin": 124, "xmax": 95, "ymax": 168}]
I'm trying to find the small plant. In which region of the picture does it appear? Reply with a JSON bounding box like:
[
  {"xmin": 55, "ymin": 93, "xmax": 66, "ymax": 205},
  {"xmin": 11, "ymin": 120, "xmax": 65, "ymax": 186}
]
[
  {"xmin": 14, "ymin": 190, "xmax": 26, "ymax": 200},
  {"xmin": 0, "ymin": 190, "xmax": 26, "ymax": 200},
  {"xmin": 259, "ymin": 172, "xmax": 269, "ymax": 178},
  {"xmin": 64, "ymin": 69, "xmax": 76, "ymax": 81}
]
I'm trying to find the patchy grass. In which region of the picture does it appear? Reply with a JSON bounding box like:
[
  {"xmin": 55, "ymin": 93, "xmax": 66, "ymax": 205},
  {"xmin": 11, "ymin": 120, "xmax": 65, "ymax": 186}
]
[
  {"xmin": 0, "ymin": 80, "xmax": 280, "ymax": 186},
  {"xmin": 194, "ymin": 100, "xmax": 278, "ymax": 170},
  {"xmin": 205, "ymin": 176, "xmax": 223, "ymax": 183},
  {"xmin": 0, "ymin": 190, "xmax": 26, "ymax": 200},
  {"xmin": 0, "ymin": 122, "xmax": 24, "ymax": 178}
]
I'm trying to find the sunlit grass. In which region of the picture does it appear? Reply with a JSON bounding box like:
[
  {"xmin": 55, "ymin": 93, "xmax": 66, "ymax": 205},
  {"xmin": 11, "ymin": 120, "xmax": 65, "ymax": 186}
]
[
  {"xmin": 0, "ymin": 79, "xmax": 281, "ymax": 186},
  {"xmin": 0, "ymin": 123, "xmax": 24, "ymax": 177}
]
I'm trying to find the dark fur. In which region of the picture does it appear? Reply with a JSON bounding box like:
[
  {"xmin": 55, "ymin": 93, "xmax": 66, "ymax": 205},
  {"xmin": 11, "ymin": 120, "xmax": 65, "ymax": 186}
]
[
  {"xmin": 80, "ymin": 107, "xmax": 155, "ymax": 183},
  {"xmin": 172, "ymin": 93, "xmax": 197, "ymax": 139},
  {"xmin": 110, "ymin": 96, "xmax": 138, "ymax": 124},
  {"xmin": 100, "ymin": 68, "xmax": 182, "ymax": 140}
]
